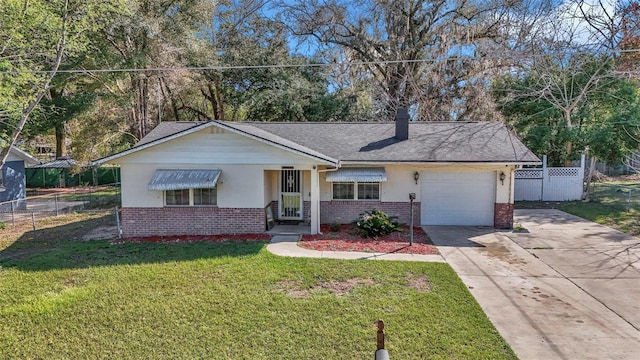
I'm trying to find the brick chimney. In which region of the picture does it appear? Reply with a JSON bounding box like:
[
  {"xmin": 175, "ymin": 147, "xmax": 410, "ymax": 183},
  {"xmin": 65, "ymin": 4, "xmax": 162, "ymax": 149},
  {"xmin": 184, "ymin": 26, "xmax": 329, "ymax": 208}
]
[{"xmin": 395, "ymin": 107, "xmax": 409, "ymax": 140}]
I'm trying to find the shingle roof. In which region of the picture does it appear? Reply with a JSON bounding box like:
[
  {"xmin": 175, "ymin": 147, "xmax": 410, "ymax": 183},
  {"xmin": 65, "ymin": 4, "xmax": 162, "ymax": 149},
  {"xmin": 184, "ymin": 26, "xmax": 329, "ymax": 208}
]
[
  {"xmin": 30, "ymin": 157, "xmax": 82, "ymax": 169},
  {"xmin": 249, "ymin": 121, "xmax": 539, "ymax": 163},
  {"xmin": 100, "ymin": 120, "xmax": 540, "ymax": 165},
  {"xmin": 134, "ymin": 122, "xmax": 208, "ymax": 147}
]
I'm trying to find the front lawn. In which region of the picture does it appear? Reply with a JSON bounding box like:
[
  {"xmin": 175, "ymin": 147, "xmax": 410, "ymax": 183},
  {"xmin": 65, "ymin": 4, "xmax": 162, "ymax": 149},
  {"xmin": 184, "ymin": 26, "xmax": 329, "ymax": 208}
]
[{"xmin": 0, "ymin": 213, "xmax": 515, "ymax": 359}]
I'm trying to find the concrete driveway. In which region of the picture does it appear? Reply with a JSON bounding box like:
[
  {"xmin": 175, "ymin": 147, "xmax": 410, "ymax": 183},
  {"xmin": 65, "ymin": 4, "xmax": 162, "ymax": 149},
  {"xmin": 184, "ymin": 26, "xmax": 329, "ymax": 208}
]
[{"xmin": 426, "ymin": 209, "xmax": 640, "ymax": 360}]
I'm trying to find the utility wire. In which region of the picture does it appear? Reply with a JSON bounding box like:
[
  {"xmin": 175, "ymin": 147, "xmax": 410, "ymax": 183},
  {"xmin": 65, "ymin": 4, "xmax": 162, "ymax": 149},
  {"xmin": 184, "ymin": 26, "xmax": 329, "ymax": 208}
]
[{"xmin": 2, "ymin": 48, "xmax": 640, "ymax": 75}]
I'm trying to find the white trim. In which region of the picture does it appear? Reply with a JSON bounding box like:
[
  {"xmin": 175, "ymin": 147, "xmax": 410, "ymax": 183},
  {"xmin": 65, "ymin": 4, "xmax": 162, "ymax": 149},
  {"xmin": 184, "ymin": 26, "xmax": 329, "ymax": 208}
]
[
  {"xmin": 310, "ymin": 167, "xmax": 320, "ymax": 234},
  {"xmin": 93, "ymin": 122, "xmax": 215, "ymax": 165},
  {"xmin": 164, "ymin": 187, "xmax": 218, "ymax": 207},
  {"xmin": 331, "ymin": 181, "xmax": 381, "ymax": 201},
  {"xmin": 213, "ymin": 121, "xmax": 338, "ymax": 166},
  {"xmin": 339, "ymin": 161, "xmax": 542, "ymax": 166},
  {"xmin": 7, "ymin": 146, "xmax": 40, "ymax": 165}
]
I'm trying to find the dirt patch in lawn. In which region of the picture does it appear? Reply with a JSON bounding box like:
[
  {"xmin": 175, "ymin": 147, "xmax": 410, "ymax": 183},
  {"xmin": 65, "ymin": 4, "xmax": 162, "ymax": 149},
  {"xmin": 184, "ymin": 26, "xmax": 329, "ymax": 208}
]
[
  {"xmin": 276, "ymin": 278, "xmax": 375, "ymax": 298},
  {"xmin": 299, "ymin": 224, "xmax": 439, "ymax": 255},
  {"xmin": 406, "ymin": 272, "xmax": 432, "ymax": 293},
  {"xmin": 82, "ymin": 225, "xmax": 118, "ymax": 241}
]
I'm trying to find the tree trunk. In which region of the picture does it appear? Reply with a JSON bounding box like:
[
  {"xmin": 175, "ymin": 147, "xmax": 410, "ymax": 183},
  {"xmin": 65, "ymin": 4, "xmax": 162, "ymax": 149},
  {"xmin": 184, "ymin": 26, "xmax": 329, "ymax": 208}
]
[
  {"xmin": 581, "ymin": 156, "xmax": 597, "ymax": 200},
  {"xmin": 213, "ymin": 81, "xmax": 225, "ymax": 121},
  {"xmin": 55, "ymin": 121, "xmax": 66, "ymax": 158},
  {"xmin": 564, "ymin": 109, "xmax": 574, "ymax": 166}
]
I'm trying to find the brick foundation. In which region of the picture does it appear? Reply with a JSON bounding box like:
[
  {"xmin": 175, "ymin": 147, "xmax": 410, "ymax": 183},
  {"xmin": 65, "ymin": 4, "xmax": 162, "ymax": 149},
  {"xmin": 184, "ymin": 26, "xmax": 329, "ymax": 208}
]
[
  {"xmin": 320, "ymin": 201, "xmax": 420, "ymax": 225},
  {"xmin": 121, "ymin": 207, "xmax": 265, "ymax": 238},
  {"xmin": 494, "ymin": 203, "xmax": 514, "ymax": 229}
]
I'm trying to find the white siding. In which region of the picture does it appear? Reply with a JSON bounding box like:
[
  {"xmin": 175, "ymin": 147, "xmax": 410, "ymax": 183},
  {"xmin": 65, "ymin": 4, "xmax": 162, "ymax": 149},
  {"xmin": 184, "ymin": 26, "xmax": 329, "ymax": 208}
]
[
  {"xmin": 320, "ymin": 164, "xmax": 511, "ymax": 204},
  {"xmin": 121, "ymin": 163, "xmax": 267, "ymax": 208},
  {"xmin": 115, "ymin": 129, "xmax": 318, "ymax": 166}
]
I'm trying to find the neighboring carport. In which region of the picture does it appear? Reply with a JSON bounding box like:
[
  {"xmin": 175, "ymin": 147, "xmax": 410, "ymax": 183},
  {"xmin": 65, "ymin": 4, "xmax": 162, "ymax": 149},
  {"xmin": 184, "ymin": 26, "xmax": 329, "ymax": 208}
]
[{"xmin": 426, "ymin": 209, "xmax": 640, "ymax": 360}]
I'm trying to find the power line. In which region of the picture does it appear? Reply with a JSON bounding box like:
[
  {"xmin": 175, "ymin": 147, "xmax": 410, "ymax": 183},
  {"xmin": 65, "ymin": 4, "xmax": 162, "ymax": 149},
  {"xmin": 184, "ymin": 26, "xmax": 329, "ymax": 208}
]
[{"xmin": 2, "ymin": 48, "xmax": 640, "ymax": 75}]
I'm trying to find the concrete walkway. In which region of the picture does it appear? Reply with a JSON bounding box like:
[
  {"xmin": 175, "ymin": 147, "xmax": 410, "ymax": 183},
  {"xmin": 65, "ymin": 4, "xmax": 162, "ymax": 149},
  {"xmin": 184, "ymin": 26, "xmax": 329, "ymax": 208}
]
[
  {"xmin": 427, "ymin": 209, "xmax": 640, "ymax": 360},
  {"xmin": 267, "ymin": 234, "xmax": 446, "ymax": 262}
]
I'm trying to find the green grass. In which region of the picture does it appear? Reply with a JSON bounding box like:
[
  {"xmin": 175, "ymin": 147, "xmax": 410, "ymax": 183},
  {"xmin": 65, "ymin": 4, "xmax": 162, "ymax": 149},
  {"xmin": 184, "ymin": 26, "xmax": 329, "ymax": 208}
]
[
  {"xmin": 516, "ymin": 181, "xmax": 640, "ymax": 236},
  {"xmin": 0, "ymin": 213, "xmax": 516, "ymax": 359}
]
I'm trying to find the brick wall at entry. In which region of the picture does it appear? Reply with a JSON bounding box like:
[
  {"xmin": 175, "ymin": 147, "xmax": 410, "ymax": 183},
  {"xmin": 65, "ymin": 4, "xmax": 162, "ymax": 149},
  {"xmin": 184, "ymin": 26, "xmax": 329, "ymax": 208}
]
[
  {"xmin": 320, "ymin": 201, "xmax": 420, "ymax": 225},
  {"xmin": 121, "ymin": 207, "xmax": 265, "ymax": 237},
  {"xmin": 494, "ymin": 203, "xmax": 514, "ymax": 229}
]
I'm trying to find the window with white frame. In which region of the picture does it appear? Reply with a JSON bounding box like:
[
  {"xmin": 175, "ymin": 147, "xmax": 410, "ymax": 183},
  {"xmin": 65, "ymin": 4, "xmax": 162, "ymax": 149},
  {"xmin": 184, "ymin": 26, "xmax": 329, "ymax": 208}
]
[
  {"xmin": 332, "ymin": 182, "xmax": 380, "ymax": 200},
  {"xmin": 166, "ymin": 187, "xmax": 217, "ymax": 206}
]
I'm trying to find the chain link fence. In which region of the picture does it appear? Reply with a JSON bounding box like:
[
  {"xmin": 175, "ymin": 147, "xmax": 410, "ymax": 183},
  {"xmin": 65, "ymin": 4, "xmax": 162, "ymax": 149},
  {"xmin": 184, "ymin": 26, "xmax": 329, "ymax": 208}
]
[
  {"xmin": 588, "ymin": 181, "xmax": 640, "ymax": 212},
  {"xmin": 0, "ymin": 185, "xmax": 121, "ymax": 228}
]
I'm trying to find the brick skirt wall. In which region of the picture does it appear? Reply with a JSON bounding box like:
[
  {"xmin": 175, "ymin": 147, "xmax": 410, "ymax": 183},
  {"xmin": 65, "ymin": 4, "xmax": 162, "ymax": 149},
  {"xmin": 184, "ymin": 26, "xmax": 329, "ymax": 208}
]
[
  {"xmin": 121, "ymin": 207, "xmax": 265, "ymax": 238},
  {"xmin": 494, "ymin": 203, "xmax": 514, "ymax": 229},
  {"xmin": 320, "ymin": 201, "xmax": 420, "ymax": 225}
]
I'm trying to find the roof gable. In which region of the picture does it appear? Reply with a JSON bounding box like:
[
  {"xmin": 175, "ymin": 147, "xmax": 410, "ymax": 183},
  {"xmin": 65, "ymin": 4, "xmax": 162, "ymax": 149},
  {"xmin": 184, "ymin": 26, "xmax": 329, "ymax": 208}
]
[
  {"xmin": 93, "ymin": 121, "xmax": 338, "ymax": 166},
  {"xmin": 6, "ymin": 146, "xmax": 39, "ymax": 165}
]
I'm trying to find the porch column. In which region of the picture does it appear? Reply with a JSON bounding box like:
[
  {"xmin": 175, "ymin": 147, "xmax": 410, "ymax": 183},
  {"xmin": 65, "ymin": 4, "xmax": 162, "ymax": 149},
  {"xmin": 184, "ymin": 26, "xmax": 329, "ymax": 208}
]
[{"xmin": 310, "ymin": 166, "xmax": 320, "ymax": 234}]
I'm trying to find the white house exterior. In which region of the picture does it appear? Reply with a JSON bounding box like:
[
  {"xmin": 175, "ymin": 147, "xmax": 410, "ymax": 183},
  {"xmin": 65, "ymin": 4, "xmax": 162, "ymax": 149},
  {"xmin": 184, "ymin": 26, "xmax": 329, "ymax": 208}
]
[{"xmin": 95, "ymin": 116, "xmax": 540, "ymax": 237}]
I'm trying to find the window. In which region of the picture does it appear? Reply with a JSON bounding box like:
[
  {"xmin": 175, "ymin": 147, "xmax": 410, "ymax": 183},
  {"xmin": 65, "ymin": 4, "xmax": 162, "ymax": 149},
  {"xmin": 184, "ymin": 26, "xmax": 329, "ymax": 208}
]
[
  {"xmin": 194, "ymin": 188, "xmax": 217, "ymax": 205},
  {"xmin": 166, "ymin": 188, "xmax": 217, "ymax": 206},
  {"xmin": 332, "ymin": 182, "xmax": 380, "ymax": 200},
  {"xmin": 166, "ymin": 189, "xmax": 190, "ymax": 206},
  {"xmin": 332, "ymin": 182, "xmax": 354, "ymax": 200},
  {"xmin": 358, "ymin": 182, "xmax": 379, "ymax": 200}
]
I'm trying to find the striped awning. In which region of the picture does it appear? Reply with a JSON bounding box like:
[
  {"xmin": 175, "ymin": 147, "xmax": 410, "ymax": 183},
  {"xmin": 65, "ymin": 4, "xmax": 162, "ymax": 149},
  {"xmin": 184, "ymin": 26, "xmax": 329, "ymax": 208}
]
[
  {"xmin": 325, "ymin": 167, "xmax": 387, "ymax": 182},
  {"xmin": 148, "ymin": 169, "xmax": 221, "ymax": 191}
]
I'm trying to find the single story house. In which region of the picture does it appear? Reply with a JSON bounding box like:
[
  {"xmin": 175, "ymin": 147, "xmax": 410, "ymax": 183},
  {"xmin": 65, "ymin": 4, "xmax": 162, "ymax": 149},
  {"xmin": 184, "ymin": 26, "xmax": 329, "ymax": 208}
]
[
  {"xmin": 1, "ymin": 146, "xmax": 40, "ymax": 210},
  {"xmin": 94, "ymin": 112, "xmax": 540, "ymax": 237}
]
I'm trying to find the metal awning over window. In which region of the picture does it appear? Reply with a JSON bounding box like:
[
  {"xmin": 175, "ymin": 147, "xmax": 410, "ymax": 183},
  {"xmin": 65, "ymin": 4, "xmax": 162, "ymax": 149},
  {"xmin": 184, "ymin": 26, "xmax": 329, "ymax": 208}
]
[
  {"xmin": 148, "ymin": 169, "xmax": 221, "ymax": 191},
  {"xmin": 325, "ymin": 167, "xmax": 387, "ymax": 182}
]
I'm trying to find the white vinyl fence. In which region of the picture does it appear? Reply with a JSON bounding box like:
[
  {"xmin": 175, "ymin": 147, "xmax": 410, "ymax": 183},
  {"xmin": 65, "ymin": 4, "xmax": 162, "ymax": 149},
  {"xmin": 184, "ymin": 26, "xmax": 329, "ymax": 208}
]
[{"xmin": 515, "ymin": 155, "xmax": 585, "ymax": 201}]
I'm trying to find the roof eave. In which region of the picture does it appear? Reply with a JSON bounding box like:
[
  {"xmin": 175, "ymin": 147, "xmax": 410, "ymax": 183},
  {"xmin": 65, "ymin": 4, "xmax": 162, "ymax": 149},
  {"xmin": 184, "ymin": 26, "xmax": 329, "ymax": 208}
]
[
  {"xmin": 91, "ymin": 122, "xmax": 217, "ymax": 166},
  {"xmin": 212, "ymin": 121, "xmax": 339, "ymax": 166},
  {"xmin": 339, "ymin": 160, "xmax": 543, "ymax": 166},
  {"xmin": 8, "ymin": 146, "xmax": 40, "ymax": 165}
]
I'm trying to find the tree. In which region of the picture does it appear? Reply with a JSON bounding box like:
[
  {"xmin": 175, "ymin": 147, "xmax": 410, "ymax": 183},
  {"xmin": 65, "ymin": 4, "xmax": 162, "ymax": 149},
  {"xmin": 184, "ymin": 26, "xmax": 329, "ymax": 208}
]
[
  {"xmin": 278, "ymin": 0, "xmax": 533, "ymax": 120},
  {"xmin": 98, "ymin": 0, "xmax": 217, "ymax": 140},
  {"xmin": 178, "ymin": 2, "xmax": 357, "ymax": 122},
  {"xmin": 617, "ymin": 1, "xmax": 640, "ymax": 76},
  {"xmin": 493, "ymin": 53, "xmax": 640, "ymax": 197},
  {"xmin": 0, "ymin": 0, "xmax": 70, "ymax": 174}
]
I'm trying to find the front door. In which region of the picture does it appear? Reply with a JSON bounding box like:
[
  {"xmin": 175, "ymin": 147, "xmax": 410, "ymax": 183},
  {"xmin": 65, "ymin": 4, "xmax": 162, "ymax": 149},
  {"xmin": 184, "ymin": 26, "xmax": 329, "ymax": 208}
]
[{"xmin": 279, "ymin": 169, "xmax": 303, "ymax": 219}]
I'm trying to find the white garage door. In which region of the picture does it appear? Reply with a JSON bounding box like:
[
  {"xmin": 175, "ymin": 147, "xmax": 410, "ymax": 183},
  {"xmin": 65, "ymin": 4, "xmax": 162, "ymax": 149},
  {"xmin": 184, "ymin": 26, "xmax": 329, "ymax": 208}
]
[{"xmin": 421, "ymin": 171, "xmax": 496, "ymax": 226}]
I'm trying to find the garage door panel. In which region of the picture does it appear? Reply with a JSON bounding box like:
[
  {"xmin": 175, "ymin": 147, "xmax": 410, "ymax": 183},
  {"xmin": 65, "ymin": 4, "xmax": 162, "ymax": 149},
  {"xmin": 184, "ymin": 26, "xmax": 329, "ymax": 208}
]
[{"xmin": 421, "ymin": 171, "xmax": 495, "ymax": 226}]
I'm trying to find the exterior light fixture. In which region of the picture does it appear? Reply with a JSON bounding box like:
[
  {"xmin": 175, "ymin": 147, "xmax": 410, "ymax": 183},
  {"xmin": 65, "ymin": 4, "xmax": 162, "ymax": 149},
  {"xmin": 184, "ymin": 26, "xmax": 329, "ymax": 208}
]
[
  {"xmin": 413, "ymin": 171, "xmax": 420, "ymax": 185},
  {"xmin": 499, "ymin": 171, "xmax": 506, "ymax": 185}
]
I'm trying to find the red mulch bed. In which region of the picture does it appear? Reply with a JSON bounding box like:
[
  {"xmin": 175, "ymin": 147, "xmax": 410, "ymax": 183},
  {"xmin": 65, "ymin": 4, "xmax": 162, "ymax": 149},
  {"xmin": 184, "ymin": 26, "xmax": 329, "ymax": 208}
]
[
  {"xmin": 299, "ymin": 224, "xmax": 439, "ymax": 255},
  {"xmin": 111, "ymin": 233, "xmax": 271, "ymax": 244}
]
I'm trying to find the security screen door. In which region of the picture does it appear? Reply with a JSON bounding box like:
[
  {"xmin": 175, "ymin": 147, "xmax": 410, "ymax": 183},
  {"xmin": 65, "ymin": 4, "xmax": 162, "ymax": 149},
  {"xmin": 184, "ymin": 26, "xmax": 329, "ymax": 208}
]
[{"xmin": 279, "ymin": 169, "xmax": 303, "ymax": 219}]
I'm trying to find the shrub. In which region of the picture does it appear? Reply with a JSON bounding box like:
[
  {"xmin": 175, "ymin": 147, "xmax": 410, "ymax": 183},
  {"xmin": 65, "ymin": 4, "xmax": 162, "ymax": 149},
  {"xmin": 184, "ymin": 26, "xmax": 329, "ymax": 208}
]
[
  {"xmin": 0, "ymin": 221, "xmax": 5, "ymax": 230},
  {"xmin": 355, "ymin": 209, "xmax": 400, "ymax": 238},
  {"xmin": 329, "ymin": 223, "xmax": 341, "ymax": 232}
]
